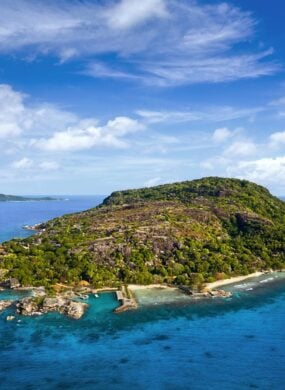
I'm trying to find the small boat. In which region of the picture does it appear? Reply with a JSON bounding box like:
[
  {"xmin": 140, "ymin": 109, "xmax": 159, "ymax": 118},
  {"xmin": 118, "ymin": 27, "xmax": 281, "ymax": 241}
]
[
  {"xmin": 78, "ymin": 294, "xmax": 88, "ymax": 300},
  {"xmin": 94, "ymin": 293, "xmax": 99, "ymax": 298}
]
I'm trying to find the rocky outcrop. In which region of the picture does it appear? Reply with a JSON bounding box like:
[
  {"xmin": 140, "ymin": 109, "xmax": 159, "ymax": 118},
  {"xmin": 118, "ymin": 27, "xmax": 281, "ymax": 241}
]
[
  {"xmin": 0, "ymin": 300, "xmax": 14, "ymax": 312},
  {"xmin": 236, "ymin": 212, "xmax": 272, "ymax": 232},
  {"xmin": 42, "ymin": 297, "xmax": 66, "ymax": 310},
  {"xmin": 64, "ymin": 301, "xmax": 88, "ymax": 319},
  {"xmin": 22, "ymin": 223, "xmax": 47, "ymax": 231},
  {"xmin": 16, "ymin": 296, "xmax": 88, "ymax": 319},
  {"xmin": 209, "ymin": 289, "xmax": 232, "ymax": 298},
  {"xmin": 0, "ymin": 278, "xmax": 21, "ymax": 289},
  {"xmin": 17, "ymin": 297, "xmax": 42, "ymax": 316},
  {"xmin": 42, "ymin": 297, "xmax": 87, "ymax": 319}
]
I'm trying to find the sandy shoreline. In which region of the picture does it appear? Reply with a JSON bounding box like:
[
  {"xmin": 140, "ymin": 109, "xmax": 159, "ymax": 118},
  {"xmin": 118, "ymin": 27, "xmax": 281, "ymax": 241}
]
[
  {"xmin": 128, "ymin": 284, "xmax": 178, "ymax": 291},
  {"xmin": 204, "ymin": 271, "xmax": 265, "ymax": 290},
  {"xmin": 128, "ymin": 271, "xmax": 269, "ymax": 292}
]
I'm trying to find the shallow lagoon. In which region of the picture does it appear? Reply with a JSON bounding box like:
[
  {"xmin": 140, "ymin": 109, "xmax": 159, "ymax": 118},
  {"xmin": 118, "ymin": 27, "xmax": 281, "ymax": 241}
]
[{"xmin": 0, "ymin": 275, "xmax": 285, "ymax": 389}]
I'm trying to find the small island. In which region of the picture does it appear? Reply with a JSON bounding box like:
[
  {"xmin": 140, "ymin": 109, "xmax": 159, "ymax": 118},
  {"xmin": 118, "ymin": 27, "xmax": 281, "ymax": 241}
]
[
  {"xmin": 0, "ymin": 177, "xmax": 284, "ymax": 319},
  {"xmin": 0, "ymin": 194, "xmax": 58, "ymax": 202}
]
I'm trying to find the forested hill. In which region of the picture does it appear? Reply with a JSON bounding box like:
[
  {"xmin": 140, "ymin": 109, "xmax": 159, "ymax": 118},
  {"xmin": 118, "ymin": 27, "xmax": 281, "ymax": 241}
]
[
  {"xmin": 1, "ymin": 177, "xmax": 284, "ymax": 288},
  {"xmin": 0, "ymin": 194, "xmax": 56, "ymax": 202},
  {"xmin": 103, "ymin": 177, "xmax": 284, "ymax": 222}
]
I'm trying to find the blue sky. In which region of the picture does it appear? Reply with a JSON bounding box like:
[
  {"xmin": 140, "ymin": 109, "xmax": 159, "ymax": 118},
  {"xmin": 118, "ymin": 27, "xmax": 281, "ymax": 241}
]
[{"xmin": 0, "ymin": 0, "xmax": 285, "ymax": 195}]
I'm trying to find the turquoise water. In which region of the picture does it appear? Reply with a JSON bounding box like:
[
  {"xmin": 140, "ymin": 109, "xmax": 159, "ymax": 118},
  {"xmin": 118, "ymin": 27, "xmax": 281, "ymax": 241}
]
[
  {"xmin": 0, "ymin": 279, "xmax": 285, "ymax": 389},
  {"xmin": 0, "ymin": 199, "xmax": 285, "ymax": 389}
]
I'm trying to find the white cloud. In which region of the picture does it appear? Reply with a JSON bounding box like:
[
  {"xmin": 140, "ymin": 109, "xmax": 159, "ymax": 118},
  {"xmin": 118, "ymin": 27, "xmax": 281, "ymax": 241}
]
[
  {"xmin": 0, "ymin": 84, "xmax": 26, "ymax": 138},
  {"xmin": 0, "ymin": 83, "xmax": 146, "ymax": 153},
  {"xmin": 137, "ymin": 110, "xmax": 202, "ymax": 124},
  {"xmin": 104, "ymin": 0, "xmax": 168, "ymax": 30},
  {"xmin": 212, "ymin": 127, "xmax": 232, "ymax": 143},
  {"xmin": 0, "ymin": 83, "xmax": 77, "ymax": 141},
  {"xmin": 11, "ymin": 157, "xmax": 60, "ymax": 171},
  {"xmin": 0, "ymin": 83, "xmax": 145, "ymax": 155},
  {"xmin": 224, "ymin": 140, "xmax": 257, "ymax": 157},
  {"xmin": 227, "ymin": 156, "xmax": 285, "ymax": 183},
  {"xmin": 269, "ymin": 131, "xmax": 285, "ymax": 148},
  {"xmin": 12, "ymin": 157, "xmax": 33, "ymax": 169},
  {"xmin": 137, "ymin": 106, "xmax": 263, "ymax": 124},
  {"xmin": 141, "ymin": 49, "xmax": 278, "ymax": 87},
  {"xmin": 34, "ymin": 117, "xmax": 144, "ymax": 152},
  {"xmin": 84, "ymin": 62, "xmax": 142, "ymax": 81},
  {"xmin": 0, "ymin": 0, "xmax": 279, "ymax": 86}
]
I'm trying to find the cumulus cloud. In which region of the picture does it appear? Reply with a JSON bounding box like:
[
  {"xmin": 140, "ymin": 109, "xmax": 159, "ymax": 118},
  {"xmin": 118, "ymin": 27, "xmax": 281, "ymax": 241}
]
[
  {"xmin": 0, "ymin": 84, "xmax": 77, "ymax": 140},
  {"xmin": 34, "ymin": 117, "xmax": 144, "ymax": 152},
  {"xmin": 0, "ymin": 84, "xmax": 26, "ymax": 138},
  {"xmin": 269, "ymin": 131, "xmax": 285, "ymax": 148},
  {"xmin": 212, "ymin": 127, "xmax": 232, "ymax": 143},
  {"xmin": 0, "ymin": 83, "xmax": 144, "ymax": 154},
  {"xmin": 0, "ymin": 0, "xmax": 279, "ymax": 86},
  {"xmin": 227, "ymin": 156, "xmax": 285, "ymax": 183},
  {"xmin": 12, "ymin": 157, "xmax": 33, "ymax": 169},
  {"xmin": 224, "ymin": 140, "xmax": 257, "ymax": 157}
]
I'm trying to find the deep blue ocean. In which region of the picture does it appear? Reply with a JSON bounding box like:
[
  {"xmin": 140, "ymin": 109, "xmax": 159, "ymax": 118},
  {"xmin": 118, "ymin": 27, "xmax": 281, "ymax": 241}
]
[
  {"xmin": 0, "ymin": 196, "xmax": 105, "ymax": 243},
  {"xmin": 0, "ymin": 197, "xmax": 285, "ymax": 389}
]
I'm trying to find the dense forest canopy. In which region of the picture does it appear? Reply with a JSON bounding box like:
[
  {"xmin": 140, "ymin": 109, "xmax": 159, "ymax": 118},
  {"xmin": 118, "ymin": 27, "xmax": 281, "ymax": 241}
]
[{"xmin": 0, "ymin": 177, "xmax": 284, "ymax": 289}]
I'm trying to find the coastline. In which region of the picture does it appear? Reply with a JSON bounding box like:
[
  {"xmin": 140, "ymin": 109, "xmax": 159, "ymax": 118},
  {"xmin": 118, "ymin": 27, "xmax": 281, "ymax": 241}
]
[
  {"xmin": 128, "ymin": 273, "xmax": 266, "ymax": 293},
  {"xmin": 1, "ymin": 270, "xmax": 285, "ymax": 319},
  {"xmin": 204, "ymin": 271, "xmax": 265, "ymax": 290},
  {"xmin": 128, "ymin": 284, "xmax": 177, "ymax": 291}
]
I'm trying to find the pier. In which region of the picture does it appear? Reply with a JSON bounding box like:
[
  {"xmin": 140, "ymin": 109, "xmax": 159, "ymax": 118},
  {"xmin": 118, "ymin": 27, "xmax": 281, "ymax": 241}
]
[{"xmin": 114, "ymin": 285, "xmax": 137, "ymax": 313}]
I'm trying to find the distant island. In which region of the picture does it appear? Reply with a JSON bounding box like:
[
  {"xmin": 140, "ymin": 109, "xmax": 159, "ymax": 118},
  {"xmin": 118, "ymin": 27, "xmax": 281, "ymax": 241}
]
[{"xmin": 0, "ymin": 194, "xmax": 58, "ymax": 202}]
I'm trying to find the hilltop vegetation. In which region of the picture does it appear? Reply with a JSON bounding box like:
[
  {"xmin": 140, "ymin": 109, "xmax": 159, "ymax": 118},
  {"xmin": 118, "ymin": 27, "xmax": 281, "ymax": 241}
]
[{"xmin": 0, "ymin": 177, "xmax": 284, "ymax": 289}]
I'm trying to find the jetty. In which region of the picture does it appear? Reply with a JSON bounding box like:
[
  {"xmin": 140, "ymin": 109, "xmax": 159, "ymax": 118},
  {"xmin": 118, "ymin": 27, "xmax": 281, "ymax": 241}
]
[{"xmin": 114, "ymin": 285, "xmax": 137, "ymax": 313}]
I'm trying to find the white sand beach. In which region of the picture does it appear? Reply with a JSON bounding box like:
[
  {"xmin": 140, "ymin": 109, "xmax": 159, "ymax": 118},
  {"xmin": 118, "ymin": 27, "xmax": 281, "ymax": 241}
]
[
  {"xmin": 204, "ymin": 271, "xmax": 265, "ymax": 290},
  {"xmin": 128, "ymin": 284, "xmax": 177, "ymax": 291},
  {"xmin": 128, "ymin": 273, "xmax": 267, "ymax": 292}
]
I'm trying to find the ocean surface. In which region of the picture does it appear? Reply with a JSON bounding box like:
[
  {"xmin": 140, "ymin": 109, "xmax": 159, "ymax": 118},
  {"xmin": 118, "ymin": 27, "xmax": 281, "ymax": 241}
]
[
  {"xmin": 0, "ymin": 198, "xmax": 285, "ymax": 389},
  {"xmin": 0, "ymin": 196, "xmax": 105, "ymax": 243}
]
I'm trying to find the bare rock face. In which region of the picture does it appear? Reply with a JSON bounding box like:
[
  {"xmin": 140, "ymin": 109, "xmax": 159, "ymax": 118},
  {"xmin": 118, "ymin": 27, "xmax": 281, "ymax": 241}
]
[
  {"xmin": 235, "ymin": 212, "xmax": 272, "ymax": 232},
  {"xmin": 42, "ymin": 297, "xmax": 66, "ymax": 310},
  {"xmin": 31, "ymin": 287, "xmax": 46, "ymax": 297},
  {"xmin": 64, "ymin": 301, "xmax": 88, "ymax": 319},
  {"xmin": 17, "ymin": 297, "xmax": 41, "ymax": 316},
  {"xmin": 0, "ymin": 300, "xmax": 13, "ymax": 312},
  {"xmin": 16, "ymin": 296, "xmax": 88, "ymax": 319},
  {"xmin": 0, "ymin": 278, "xmax": 21, "ymax": 289}
]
